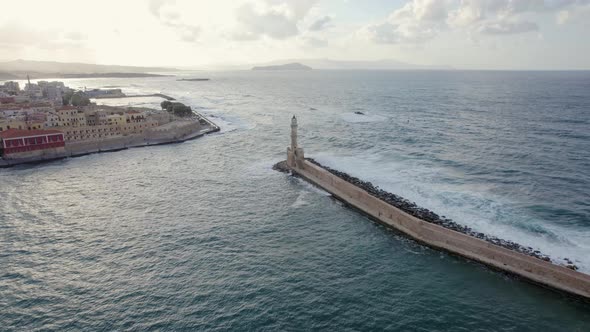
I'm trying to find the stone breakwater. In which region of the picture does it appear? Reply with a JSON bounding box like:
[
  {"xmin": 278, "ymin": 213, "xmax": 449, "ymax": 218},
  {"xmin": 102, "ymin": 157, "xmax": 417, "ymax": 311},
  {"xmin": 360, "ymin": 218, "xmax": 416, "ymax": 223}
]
[{"xmin": 274, "ymin": 159, "xmax": 578, "ymax": 271}]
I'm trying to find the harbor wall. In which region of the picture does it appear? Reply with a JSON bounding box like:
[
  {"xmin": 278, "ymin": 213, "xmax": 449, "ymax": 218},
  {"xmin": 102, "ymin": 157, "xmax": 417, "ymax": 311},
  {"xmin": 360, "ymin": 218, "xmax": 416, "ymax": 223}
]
[
  {"xmin": 0, "ymin": 119, "xmax": 219, "ymax": 167},
  {"xmin": 291, "ymin": 160, "xmax": 590, "ymax": 299}
]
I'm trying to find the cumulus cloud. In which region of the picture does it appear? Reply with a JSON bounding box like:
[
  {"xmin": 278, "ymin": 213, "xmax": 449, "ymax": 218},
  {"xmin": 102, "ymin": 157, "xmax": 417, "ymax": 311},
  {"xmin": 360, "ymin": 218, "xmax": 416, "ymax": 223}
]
[
  {"xmin": 148, "ymin": 0, "xmax": 201, "ymax": 42},
  {"xmin": 363, "ymin": 0, "xmax": 589, "ymax": 44},
  {"xmin": 364, "ymin": 0, "xmax": 448, "ymax": 44},
  {"xmin": 309, "ymin": 16, "xmax": 332, "ymax": 31},
  {"xmin": 234, "ymin": 3, "xmax": 298, "ymax": 39},
  {"xmin": 479, "ymin": 20, "xmax": 539, "ymax": 34},
  {"xmin": 233, "ymin": 0, "xmax": 319, "ymax": 40},
  {"xmin": 149, "ymin": 0, "xmax": 175, "ymax": 17},
  {"xmin": 366, "ymin": 22, "xmax": 438, "ymax": 44}
]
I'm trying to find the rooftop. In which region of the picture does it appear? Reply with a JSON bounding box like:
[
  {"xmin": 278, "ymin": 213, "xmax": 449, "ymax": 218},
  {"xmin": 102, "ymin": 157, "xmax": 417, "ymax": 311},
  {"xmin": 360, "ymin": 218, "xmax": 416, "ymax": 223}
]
[{"xmin": 57, "ymin": 106, "xmax": 78, "ymax": 111}]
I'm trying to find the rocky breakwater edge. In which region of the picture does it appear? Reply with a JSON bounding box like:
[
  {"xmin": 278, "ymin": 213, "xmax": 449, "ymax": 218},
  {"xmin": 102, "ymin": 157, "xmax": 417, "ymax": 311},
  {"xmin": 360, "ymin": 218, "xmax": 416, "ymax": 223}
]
[{"xmin": 274, "ymin": 159, "xmax": 579, "ymax": 271}]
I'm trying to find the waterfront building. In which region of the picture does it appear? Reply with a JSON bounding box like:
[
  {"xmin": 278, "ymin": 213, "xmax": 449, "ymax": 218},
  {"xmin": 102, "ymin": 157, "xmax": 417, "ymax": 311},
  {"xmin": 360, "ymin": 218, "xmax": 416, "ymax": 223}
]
[
  {"xmin": 60, "ymin": 124, "xmax": 123, "ymax": 141},
  {"xmin": 107, "ymin": 114, "xmax": 126, "ymax": 126},
  {"xmin": 120, "ymin": 118, "xmax": 160, "ymax": 135},
  {"xmin": 44, "ymin": 112, "xmax": 60, "ymax": 128},
  {"xmin": 84, "ymin": 109, "xmax": 108, "ymax": 126},
  {"xmin": 38, "ymin": 81, "xmax": 69, "ymax": 106},
  {"xmin": 24, "ymin": 113, "xmax": 45, "ymax": 129},
  {"xmin": 24, "ymin": 83, "xmax": 43, "ymax": 98},
  {"xmin": 1, "ymin": 81, "xmax": 20, "ymax": 95},
  {"xmin": 56, "ymin": 107, "xmax": 87, "ymax": 127},
  {"xmin": 0, "ymin": 128, "xmax": 65, "ymax": 158},
  {"xmin": 0, "ymin": 118, "xmax": 27, "ymax": 131},
  {"xmin": 125, "ymin": 110, "xmax": 146, "ymax": 123}
]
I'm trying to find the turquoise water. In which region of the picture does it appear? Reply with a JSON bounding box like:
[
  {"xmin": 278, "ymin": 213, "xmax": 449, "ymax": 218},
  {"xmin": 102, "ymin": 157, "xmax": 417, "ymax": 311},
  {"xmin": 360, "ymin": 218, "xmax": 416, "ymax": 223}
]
[{"xmin": 1, "ymin": 71, "xmax": 590, "ymax": 330}]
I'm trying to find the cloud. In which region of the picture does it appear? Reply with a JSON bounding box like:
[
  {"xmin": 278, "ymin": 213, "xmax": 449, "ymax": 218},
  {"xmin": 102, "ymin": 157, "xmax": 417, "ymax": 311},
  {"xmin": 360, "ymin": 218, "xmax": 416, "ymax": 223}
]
[
  {"xmin": 233, "ymin": 0, "xmax": 319, "ymax": 40},
  {"xmin": 364, "ymin": 0, "xmax": 448, "ymax": 44},
  {"xmin": 392, "ymin": 0, "xmax": 448, "ymax": 22},
  {"xmin": 309, "ymin": 16, "xmax": 332, "ymax": 31},
  {"xmin": 149, "ymin": 0, "xmax": 175, "ymax": 18},
  {"xmin": 148, "ymin": 0, "xmax": 201, "ymax": 42},
  {"xmin": 235, "ymin": 3, "xmax": 298, "ymax": 39},
  {"xmin": 363, "ymin": 0, "xmax": 590, "ymax": 45},
  {"xmin": 366, "ymin": 22, "xmax": 438, "ymax": 44},
  {"xmin": 479, "ymin": 20, "xmax": 539, "ymax": 34},
  {"xmin": 447, "ymin": 0, "xmax": 590, "ymax": 26}
]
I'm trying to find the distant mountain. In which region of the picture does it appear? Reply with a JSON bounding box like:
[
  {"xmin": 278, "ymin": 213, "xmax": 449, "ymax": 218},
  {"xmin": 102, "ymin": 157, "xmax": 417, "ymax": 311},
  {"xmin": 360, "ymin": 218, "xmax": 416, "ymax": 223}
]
[
  {"xmin": 252, "ymin": 59, "xmax": 453, "ymax": 70},
  {"xmin": 0, "ymin": 59, "xmax": 177, "ymax": 74},
  {"xmin": 252, "ymin": 63, "xmax": 312, "ymax": 71}
]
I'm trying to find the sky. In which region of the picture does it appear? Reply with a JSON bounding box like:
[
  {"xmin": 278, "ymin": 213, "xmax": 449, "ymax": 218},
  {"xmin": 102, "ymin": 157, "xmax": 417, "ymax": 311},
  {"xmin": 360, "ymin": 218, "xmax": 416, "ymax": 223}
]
[{"xmin": 0, "ymin": 0, "xmax": 589, "ymax": 69}]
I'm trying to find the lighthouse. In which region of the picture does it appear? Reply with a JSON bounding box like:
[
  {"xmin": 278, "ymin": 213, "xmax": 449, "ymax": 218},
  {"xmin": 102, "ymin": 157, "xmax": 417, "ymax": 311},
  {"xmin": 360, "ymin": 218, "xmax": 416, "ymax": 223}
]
[
  {"xmin": 290, "ymin": 115, "xmax": 298, "ymax": 150},
  {"xmin": 287, "ymin": 115, "xmax": 305, "ymax": 168}
]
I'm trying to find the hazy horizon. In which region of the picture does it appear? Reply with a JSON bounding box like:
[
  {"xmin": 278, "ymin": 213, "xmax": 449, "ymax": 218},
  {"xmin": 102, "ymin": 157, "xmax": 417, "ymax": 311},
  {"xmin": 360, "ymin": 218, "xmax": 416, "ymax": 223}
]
[
  {"xmin": 4, "ymin": 58, "xmax": 590, "ymax": 72},
  {"xmin": 1, "ymin": 0, "xmax": 589, "ymax": 70}
]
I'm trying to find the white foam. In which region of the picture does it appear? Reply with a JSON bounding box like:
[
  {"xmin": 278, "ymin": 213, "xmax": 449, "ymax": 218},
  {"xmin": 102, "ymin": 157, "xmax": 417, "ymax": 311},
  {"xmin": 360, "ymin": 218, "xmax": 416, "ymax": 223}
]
[
  {"xmin": 291, "ymin": 190, "xmax": 309, "ymax": 208},
  {"xmin": 311, "ymin": 152, "xmax": 590, "ymax": 272},
  {"xmin": 295, "ymin": 177, "xmax": 331, "ymax": 196}
]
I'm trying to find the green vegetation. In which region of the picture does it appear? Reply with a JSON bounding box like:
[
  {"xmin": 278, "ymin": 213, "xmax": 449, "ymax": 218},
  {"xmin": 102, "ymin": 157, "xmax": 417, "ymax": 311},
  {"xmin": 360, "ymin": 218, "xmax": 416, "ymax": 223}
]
[
  {"xmin": 71, "ymin": 91, "xmax": 90, "ymax": 106},
  {"xmin": 63, "ymin": 90, "xmax": 90, "ymax": 106},
  {"xmin": 62, "ymin": 90, "xmax": 74, "ymax": 106},
  {"xmin": 161, "ymin": 100, "xmax": 172, "ymax": 110},
  {"xmin": 160, "ymin": 100, "xmax": 193, "ymax": 117}
]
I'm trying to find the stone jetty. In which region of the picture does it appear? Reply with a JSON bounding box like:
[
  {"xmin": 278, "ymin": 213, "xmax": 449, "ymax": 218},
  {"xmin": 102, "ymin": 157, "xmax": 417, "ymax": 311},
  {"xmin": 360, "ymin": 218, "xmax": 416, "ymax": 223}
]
[{"xmin": 275, "ymin": 116, "xmax": 590, "ymax": 300}]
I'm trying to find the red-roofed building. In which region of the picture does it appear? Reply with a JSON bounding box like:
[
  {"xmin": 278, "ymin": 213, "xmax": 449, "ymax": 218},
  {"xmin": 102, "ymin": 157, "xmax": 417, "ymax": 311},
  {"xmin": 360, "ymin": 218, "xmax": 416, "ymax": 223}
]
[{"xmin": 0, "ymin": 129, "xmax": 65, "ymax": 158}]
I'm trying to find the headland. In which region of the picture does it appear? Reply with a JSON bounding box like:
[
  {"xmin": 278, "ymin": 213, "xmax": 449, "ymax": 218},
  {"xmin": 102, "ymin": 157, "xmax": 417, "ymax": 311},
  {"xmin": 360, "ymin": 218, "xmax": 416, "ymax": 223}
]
[{"xmin": 0, "ymin": 80, "xmax": 218, "ymax": 167}]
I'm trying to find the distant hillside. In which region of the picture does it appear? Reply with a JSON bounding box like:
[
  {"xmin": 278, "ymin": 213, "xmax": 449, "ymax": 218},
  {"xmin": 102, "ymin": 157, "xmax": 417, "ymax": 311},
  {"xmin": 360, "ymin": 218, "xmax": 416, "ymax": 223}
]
[
  {"xmin": 0, "ymin": 59, "xmax": 176, "ymax": 74},
  {"xmin": 252, "ymin": 63, "xmax": 312, "ymax": 71},
  {"xmin": 252, "ymin": 59, "xmax": 453, "ymax": 70}
]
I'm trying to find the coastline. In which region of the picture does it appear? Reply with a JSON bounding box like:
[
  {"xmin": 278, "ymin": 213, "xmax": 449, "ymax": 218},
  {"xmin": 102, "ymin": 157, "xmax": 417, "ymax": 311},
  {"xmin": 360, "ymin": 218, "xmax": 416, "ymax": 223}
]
[
  {"xmin": 91, "ymin": 93, "xmax": 175, "ymax": 100},
  {"xmin": 0, "ymin": 112, "xmax": 219, "ymax": 168}
]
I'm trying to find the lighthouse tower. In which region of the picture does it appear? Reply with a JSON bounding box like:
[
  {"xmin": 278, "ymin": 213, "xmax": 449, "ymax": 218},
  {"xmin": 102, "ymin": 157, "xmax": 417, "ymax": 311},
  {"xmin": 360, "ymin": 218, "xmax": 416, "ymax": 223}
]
[{"xmin": 287, "ymin": 115, "xmax": 305, "ymax": 168}]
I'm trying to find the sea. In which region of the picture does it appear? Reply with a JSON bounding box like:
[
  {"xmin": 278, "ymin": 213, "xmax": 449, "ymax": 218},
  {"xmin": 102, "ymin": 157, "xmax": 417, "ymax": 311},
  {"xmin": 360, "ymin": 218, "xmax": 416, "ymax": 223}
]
[{"xmin": 1, "ymin": 70, "xmax": 590, "ymax": 331}]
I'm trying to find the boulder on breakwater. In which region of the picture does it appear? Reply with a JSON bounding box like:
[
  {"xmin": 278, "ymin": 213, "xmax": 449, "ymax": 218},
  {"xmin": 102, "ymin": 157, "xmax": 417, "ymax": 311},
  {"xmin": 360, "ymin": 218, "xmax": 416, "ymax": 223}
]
[{"xmin": 277, "ymin": 158, "xmax": 578, "ymax": 271}]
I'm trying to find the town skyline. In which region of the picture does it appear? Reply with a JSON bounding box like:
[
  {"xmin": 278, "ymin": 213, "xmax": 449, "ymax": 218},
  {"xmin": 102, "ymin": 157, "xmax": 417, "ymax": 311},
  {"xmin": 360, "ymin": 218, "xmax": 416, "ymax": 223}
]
[{"xmin": 1, "ymin": 0, "xmax": 589, "ymax": 70}]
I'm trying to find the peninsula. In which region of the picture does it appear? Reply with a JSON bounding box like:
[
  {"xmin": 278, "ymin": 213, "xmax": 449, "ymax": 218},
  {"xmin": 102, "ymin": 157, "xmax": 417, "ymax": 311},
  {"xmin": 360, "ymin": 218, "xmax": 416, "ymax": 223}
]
[
  {"xmin": 0, "ymin": 80, "xmax": 218, "ymax": 167},
  {"xmin": 0, "ymin": 60, "xmax": 176, "ymax": 80},
  {"xmin": 275, "ymin": 116, "xmax": 590, "ymax": 300}
]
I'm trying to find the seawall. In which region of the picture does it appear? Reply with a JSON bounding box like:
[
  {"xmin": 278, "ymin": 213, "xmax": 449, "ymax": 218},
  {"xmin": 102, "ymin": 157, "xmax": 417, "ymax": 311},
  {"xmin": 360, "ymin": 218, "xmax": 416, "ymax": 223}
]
[
  {"xmin": 282, "ymin": 159, "xmax": 590, "ymax": 300},
  {"xmin": 0, "ymin": 117, "xmax": 219, "ymax": 168}
]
